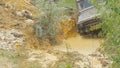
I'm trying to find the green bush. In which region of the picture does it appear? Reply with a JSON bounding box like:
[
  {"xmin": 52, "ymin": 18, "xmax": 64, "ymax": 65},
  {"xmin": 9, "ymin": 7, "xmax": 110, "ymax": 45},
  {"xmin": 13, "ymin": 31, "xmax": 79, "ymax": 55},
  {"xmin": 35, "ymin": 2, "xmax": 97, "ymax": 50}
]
[
  {"xmin": 32, "ymin": 0, "xmax": 65, "ymax": 40},
  {"xmin": 91, "ymin": 0, "xmax": 120, "ymax": 67},
  {"xmin": 31, "ymin": 0, "xmax": 75, "ymax": 43}
]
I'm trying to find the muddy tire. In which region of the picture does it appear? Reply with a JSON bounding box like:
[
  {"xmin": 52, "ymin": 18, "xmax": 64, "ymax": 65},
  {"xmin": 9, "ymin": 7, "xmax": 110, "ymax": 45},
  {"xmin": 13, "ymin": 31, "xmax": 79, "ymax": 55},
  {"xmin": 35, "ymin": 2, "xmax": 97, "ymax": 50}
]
[{"xmin": 77, "ymin": 18, "xmax": 101, "ymax": 35}]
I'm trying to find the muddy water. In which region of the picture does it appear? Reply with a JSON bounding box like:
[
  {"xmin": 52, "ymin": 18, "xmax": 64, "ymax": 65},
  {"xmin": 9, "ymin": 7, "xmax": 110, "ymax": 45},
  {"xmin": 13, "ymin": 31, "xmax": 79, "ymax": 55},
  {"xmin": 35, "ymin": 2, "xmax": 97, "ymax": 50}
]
[{"xmin": 54, "ymin": 35, "xmax": 103, "ymax": 55}]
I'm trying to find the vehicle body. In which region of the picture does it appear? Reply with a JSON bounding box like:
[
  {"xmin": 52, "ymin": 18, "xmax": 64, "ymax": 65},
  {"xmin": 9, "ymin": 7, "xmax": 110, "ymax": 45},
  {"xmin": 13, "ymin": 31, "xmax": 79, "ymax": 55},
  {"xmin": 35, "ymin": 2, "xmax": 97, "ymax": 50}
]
[{"xmin": 76, "ymin": 0, "xmax": 101, "ymax": 34}]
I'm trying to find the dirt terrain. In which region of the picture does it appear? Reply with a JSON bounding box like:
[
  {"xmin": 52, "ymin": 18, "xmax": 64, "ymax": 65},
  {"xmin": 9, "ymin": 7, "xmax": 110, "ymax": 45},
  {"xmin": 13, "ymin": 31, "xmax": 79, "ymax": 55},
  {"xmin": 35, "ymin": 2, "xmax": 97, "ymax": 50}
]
[{"xmin": 0, "ymin": 0, "xmax": 112, "ymax": 68}]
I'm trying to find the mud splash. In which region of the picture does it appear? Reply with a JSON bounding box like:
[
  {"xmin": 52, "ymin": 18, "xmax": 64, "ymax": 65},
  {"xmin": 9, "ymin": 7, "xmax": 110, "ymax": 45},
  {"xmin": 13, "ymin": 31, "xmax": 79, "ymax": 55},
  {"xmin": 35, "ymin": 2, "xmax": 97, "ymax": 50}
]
[{"xmin": 54, "ymin": 35, "xmax": 103, "ymax": 55}]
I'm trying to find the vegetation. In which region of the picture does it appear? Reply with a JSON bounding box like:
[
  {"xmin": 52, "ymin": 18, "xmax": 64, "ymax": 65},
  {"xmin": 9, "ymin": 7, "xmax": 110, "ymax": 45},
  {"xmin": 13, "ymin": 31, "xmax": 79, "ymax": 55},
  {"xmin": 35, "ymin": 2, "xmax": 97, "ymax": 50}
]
[
  {"xmin": 56, "ymin": 0, "xmax": 76, "ymax": 8},
  {"xmin": 31, "ymin": 0, "xmax": 75, "ymax": 43},
  {"xmin": 91, "ymin": 0, "xmax": 120, "ymax": 67},
  {"xmin": 32, "ymin": 0, "xmax": 62, "ymax": 40},
  {"xmin": 1, "ymin": 0, "xmax": 117, "ymax": 68}
]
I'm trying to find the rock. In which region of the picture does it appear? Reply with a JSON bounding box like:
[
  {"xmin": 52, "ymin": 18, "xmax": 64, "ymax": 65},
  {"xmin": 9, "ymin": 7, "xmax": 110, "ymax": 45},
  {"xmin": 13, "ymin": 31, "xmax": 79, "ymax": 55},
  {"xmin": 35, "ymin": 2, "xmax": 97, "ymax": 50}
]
[
  {"xmin": 25, "ymin": 19, "xmax": 34, "ymax": 24},
  {"xmin": 16, "ymin": 11, "xmax": 24, "ymax": 17},
  {"xmin": 11, "ymin": 33, "xmax": 23, "ymax": 38},
  {"xmin": 16, "ymin": 10, "xmax": 32, "ymax": 19}
]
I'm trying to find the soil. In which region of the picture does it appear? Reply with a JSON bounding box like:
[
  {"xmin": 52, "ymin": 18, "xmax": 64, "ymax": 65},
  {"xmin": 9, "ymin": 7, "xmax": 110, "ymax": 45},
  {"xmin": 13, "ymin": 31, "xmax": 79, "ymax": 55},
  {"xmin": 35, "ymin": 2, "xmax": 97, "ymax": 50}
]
[{"xmin": 0, "ymin": 0, "xmax": 112, "ymax": 68}]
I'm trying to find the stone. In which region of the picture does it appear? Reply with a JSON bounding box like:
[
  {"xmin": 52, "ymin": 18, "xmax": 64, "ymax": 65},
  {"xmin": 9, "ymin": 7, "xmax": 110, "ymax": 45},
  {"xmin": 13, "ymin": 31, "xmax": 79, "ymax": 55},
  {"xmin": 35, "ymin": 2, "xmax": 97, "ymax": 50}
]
[
  {"xmin": 16, "ymin": 10, "xmax": 32, "ymax": 19},
  {"xmin": 25, "ymin": 19, "xmax": 34, "ymax": 24},
  {"xmin": 16, "ymin": 11, "xmax": 24, "ymax": 17},
  {"xmin": 11, "ymin": 33, "xmax": 23, "ymax": 38}
]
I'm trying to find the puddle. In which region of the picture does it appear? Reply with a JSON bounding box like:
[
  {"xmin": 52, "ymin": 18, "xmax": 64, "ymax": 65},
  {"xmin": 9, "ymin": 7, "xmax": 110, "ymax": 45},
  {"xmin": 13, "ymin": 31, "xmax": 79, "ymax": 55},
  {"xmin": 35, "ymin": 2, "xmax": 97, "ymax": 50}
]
[{"xmin": 54, "ymin": 35, "xmax": 103, "ymax": 55}]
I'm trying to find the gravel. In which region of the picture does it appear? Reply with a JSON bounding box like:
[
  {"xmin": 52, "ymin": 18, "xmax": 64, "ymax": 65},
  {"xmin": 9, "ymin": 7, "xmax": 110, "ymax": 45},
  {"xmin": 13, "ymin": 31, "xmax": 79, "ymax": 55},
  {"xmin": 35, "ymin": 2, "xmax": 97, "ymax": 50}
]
[{"xmin": 0, "ymin": 29, "xmax": 24, "ymax": 49}]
